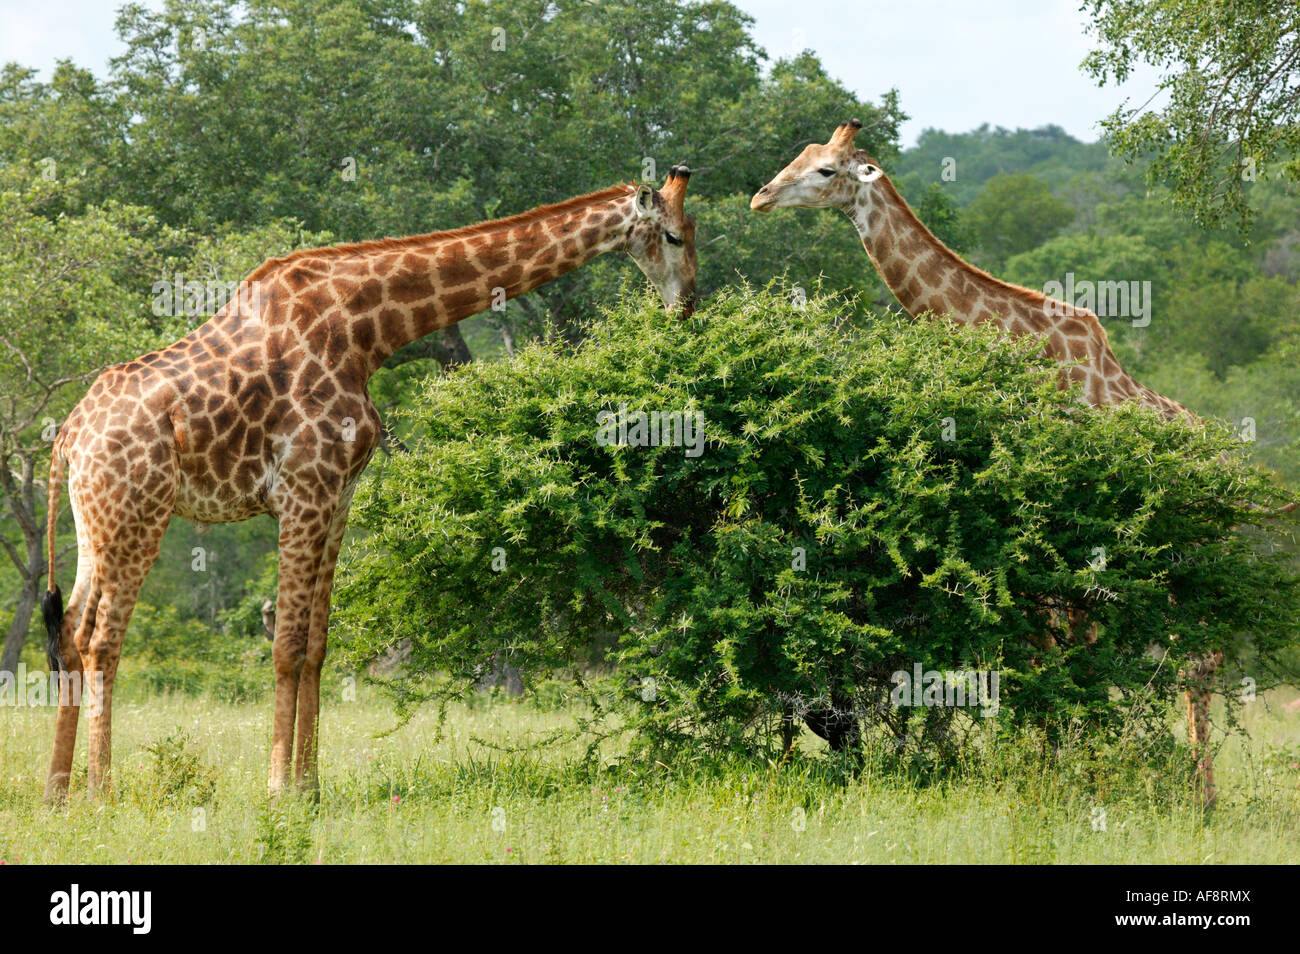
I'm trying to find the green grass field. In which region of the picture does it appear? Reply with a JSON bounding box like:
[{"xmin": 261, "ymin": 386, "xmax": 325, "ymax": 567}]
[{"xmin": 2, "ymin": 684, "xmax": 1298, "ymax": 864}]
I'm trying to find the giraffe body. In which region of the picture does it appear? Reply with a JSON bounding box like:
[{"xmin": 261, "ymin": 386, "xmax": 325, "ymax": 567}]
[
  {"xmin": 44, "ymin": 172, "xmax": 696, "ymax": 799},
  {"xmin": 753, "ymin": 123, "xmax": 1219, "ymax": 801},
  {"xmin": 752, "ymin": 121, "xmax": 1190, "ymax": 420}
]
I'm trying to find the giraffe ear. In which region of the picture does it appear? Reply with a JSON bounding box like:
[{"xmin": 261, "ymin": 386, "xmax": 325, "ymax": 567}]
[
  {"xmin": 856, "ymin": 162, "xmax": 884, "ymax": 184},
  {"xmin": 634, "ymin": 184, "xmax": 660, "ymax": 220}
]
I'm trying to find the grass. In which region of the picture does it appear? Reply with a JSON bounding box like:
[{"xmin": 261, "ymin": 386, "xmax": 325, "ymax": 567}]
[{"xmin": 1, "ymin": 682, "xmax": 1298, "ymax": 864}]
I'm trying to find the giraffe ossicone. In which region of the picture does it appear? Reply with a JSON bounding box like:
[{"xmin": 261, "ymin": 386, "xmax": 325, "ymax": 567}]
[{"xmin": 42, "ymin": 168, "xmax": 697, "ymax": 801}]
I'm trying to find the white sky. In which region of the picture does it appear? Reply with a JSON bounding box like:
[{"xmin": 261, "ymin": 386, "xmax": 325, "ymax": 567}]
[{"xmin": 0, "ymin": 0, "xmax": 1165, "ymax": 146}]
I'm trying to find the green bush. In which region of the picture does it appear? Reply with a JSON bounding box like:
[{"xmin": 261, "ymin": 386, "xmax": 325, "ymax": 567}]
[
  {"xmin": 121, "ymin": 729, "xmax": 219, "ymax": 810},
  {"xmin": 334, "ymin": 286, "xmax": 1300, "ymax": 759},
  {"xmin": 117, "ymin": 601, "xmax": 269, "ymax": 702}
]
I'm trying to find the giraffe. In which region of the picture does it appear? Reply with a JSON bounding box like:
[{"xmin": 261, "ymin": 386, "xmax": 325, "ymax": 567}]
[
  {"xmin": 751, "ymin": 120, "xmax": 1226, "ymax": 802},
  {"xmin": 41, "ymin": 167, "xmax": 697, "ymax": 801}
]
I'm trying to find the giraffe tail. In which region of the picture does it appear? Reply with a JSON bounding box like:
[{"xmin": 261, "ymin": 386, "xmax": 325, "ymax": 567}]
[
  {"xmin": 42, "ymin": 588, "xmax": 63, "ymax": 673},
  {"xmin": 43, "ymin": 437, "xmax": 65, "ymax": 672}
]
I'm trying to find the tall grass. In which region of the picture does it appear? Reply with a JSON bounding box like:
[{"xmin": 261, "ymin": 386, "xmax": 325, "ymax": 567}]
[{"xmin": 1, "ymin": 684, "xmax": 1296, "ymax": 864}]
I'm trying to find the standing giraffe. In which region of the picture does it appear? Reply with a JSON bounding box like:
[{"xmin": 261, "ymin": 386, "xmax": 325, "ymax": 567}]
[
  {"xmin": 751, "ymin": 121, "xmax": 1226, "ymax": 802},
  {"xmin": 42, "ymin": 168, "xmax": 697, "ymax": 800}
]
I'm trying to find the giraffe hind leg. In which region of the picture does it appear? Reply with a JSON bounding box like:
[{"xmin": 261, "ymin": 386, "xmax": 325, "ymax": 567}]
[
  {"xmin": 72, "ymin": 456, "xmax": 173, "ymax": 798},
  {"xmin": 79, "ymin": 536, "xmax": 166, "ymax": 798},
  {"xmin": 44, "ymin": 584, "xmax": 99, "ymax": 802},
  {"xmin": 1186, "ymin": 650, "xmax": 1223, "ymax": 808}
]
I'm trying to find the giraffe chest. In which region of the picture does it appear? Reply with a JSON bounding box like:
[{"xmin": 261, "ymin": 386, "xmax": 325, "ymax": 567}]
[{"xmin": 173, "ymin": 451, "xmax": 275, "ymax": 524}]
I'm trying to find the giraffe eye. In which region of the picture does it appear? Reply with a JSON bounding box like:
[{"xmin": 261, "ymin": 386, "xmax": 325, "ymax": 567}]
[
  {"xmin": 817, "ymin": 167, "xmax": 836, "ymax": 177},
  {"xmin": 664, "ymin": 232, "xmax": 683, "ymax": 246}
]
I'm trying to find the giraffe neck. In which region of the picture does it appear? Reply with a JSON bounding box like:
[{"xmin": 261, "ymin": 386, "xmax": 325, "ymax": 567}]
[
  {"xmin": 264, "ymin": 186, "xmax": 639, "ymax": 378},
  {"xmin": 844, "ymin": 179, "xmax": 1193, "ymax": 420},
  {"xmin": 845, "ymin": 178, "xmax": 1049, "ymax": 333}
]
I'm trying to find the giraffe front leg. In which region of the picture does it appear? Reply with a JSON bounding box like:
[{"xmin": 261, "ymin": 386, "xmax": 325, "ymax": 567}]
[
  {"xmin": 269, "ymin": 518, "xmax": 331, "ymax": 796},
  {"xmin": 293, "ymin": 499, "xmax": 353, "ymax": 794},
  {"xmin": 292, "ymin": 621, "xmax": 327, "ymax": 796},
  {"xmin": 1186, "ymin": 650, "xmax": 1223, "ymax": 808},
  {"xmin": 1186, "ymin": 688, "xmax": 1214, "ymax": 806}
]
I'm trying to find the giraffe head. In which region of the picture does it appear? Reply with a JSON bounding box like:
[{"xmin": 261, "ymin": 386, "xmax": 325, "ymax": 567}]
[
  {"xmin": 626, "ymin": 165, "xmax": 697, "ymax": 317},
  {"xmin": 749, "ymin": 120, "xmax": 885, "ymax": 214}
]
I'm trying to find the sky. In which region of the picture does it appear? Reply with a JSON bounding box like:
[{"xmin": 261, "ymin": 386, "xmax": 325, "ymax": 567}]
[{"xmin": 0, "ymin": 0, "xmax": 1165, "ymax": 147}]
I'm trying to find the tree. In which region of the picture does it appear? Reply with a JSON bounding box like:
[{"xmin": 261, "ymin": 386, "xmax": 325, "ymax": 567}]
[
  {"xmin": 1083, "ymin": 0, "xmax": 1300, "ymax": 231},
  {"xmin": 333, "ymin": 287, "xmax": 1300, "ymax": 759},
  {"xmin": 0, "ymin": 61, "xmax": 125, "ymax": 216},
  {"xmin": 895, "ymin": 177, "xmax": 976, "ymax": 254},
  {"xmin": 98, "ymin": 0, "xmax": 900, "ymax": 351},
  {"xmin": 0, "ymin": 170, "xmax": 180, "ymax": 674},
  {"xmin": 965, "ymin": 173, "xmax": 1074, "ymax": 267},
  {"xmin": 892, "ymin": 124, "xmax": 1114, "ymax": 205}
]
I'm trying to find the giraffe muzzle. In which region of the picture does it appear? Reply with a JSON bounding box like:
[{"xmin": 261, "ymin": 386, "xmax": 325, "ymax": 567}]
[
  {"xmin": 677, "ymin": 292, "xmax": 697, "ymax": 319},
  {"xmin": 750, "ymin": 185, "xmax": 777, "ymax": 212}
]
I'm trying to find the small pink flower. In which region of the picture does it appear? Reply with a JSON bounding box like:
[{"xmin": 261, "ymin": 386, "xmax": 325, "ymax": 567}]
[
  {"xmin": 506, "ymin": 847, "xmax": 512, "ymax": 853},
  {"xmin": 392, "ymin": 795, "xmax": 401, "ymax": 804}
]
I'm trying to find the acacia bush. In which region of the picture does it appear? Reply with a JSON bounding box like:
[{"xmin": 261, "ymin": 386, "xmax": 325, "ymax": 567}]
[
  {"xmin": 333, "ymin": 286, "xmax": 1300, "ymax": 759},
  {"xmin": 117, "ymin": 602, "xmax": 269, "ymax": 702}
]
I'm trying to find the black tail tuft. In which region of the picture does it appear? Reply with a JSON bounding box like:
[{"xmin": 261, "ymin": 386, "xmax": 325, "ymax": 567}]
[{"xmin": 42, "ymin": 586, "xmax": 64, "ymax": 672}]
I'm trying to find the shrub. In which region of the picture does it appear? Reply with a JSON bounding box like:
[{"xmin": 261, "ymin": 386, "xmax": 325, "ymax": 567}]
[
  {"xmin": 334, "ymin": 286, "xmax": 1300, "ymax": 759},
  {"xmin": 121, "ymin": 729, "xmax": 218, "ymax": 810},
  {"xmin": 117, "ymin": 601, "xmax": 269, "ymax": 702}
]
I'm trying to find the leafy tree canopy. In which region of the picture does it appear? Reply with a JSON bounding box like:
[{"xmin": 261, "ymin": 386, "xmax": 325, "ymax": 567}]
[
  {"xmin": 1084, "ymin": 0, "xmax": 1300, "ymax": 231},
  {"xmin": 334, "ymin": 287, "xmax": 1300, "ymax": 757},
  {"xmin": 965, "ymin": 172, "xmax": 1075, "ymax": 267}
]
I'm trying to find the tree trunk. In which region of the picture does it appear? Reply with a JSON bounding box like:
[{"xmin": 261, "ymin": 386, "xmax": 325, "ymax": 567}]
[
  {"xmin": 1, "ymin": 450, "xmax": 49, "ymax": 674},
  {"xmin": 437, "ymin": 324, "xmax": 473, "ymax": 367},
  {"xmin": 383, "ymin": 324, "xmax": 475, "ymax": 370},
  {"xmin": 0, "ymin": 575, "xmax": 38, "ymax": 675},
  {"xmin": 492, "ymin": 315, "xmax": 517, "ymax": 357}
]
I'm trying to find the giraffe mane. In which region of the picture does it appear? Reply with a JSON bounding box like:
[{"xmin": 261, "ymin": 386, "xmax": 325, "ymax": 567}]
[
  {"xmin": 247, "ymin": 183, "xmax": 638, "ymax": 282},
  {"xmin": 866, "ymin": 157, "xmax": 1199, "ymax": 422},
  {"xmin": 866, "ymin": 154, "xmax": 1113, "ymax": 338}
]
